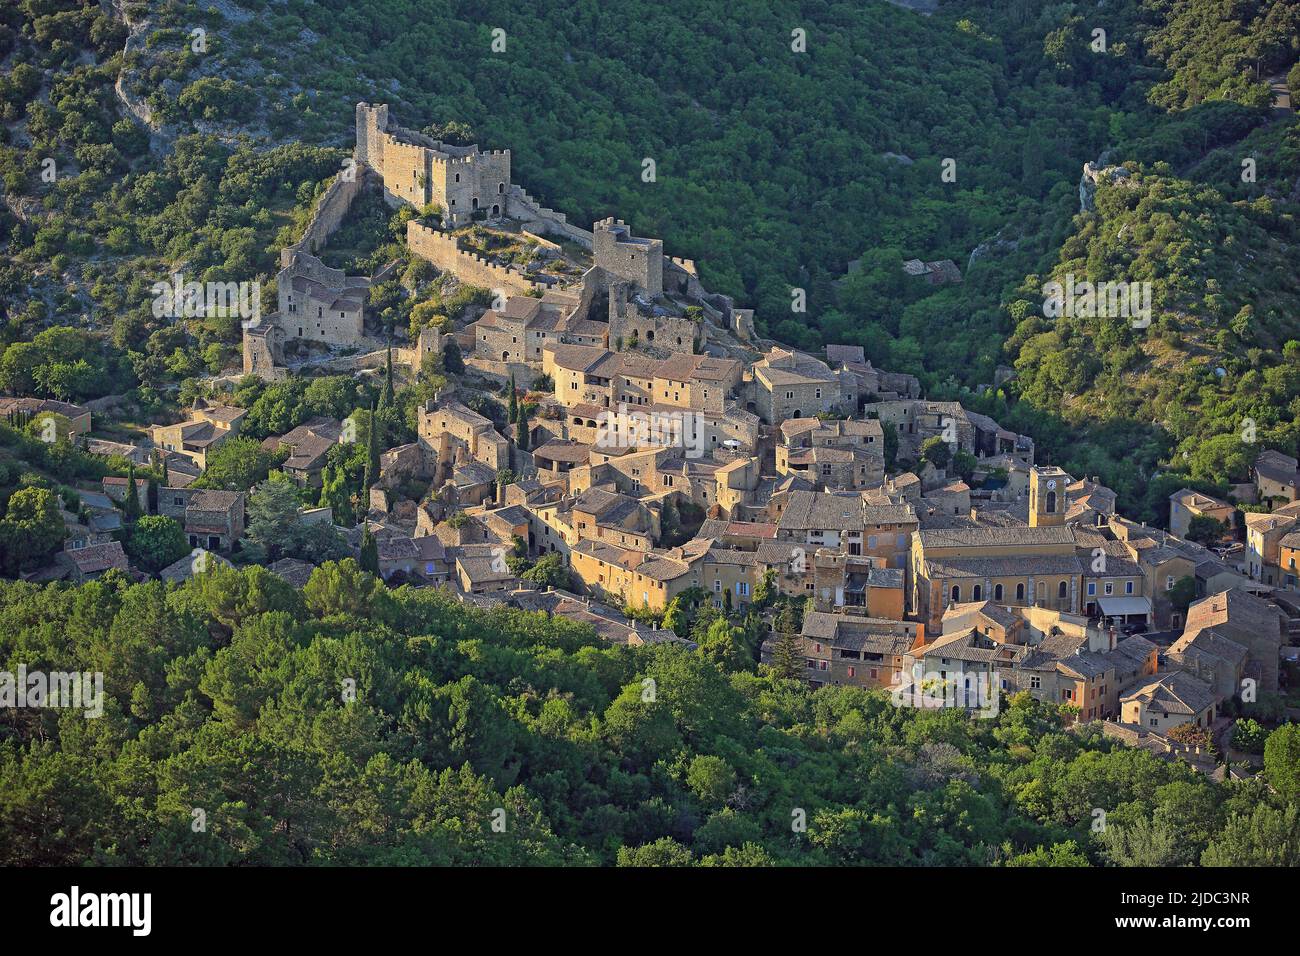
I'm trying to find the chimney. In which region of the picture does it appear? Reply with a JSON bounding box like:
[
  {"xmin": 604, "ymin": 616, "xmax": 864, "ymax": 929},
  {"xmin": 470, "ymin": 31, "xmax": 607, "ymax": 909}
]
[{"xmin": 1109, "ymin": 626, "xmax": 1117, "ymax": 651}]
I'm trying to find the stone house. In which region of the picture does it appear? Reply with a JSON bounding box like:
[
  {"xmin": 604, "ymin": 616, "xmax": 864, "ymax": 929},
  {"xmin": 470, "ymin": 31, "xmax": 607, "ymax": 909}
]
[
  {"xmin": 149, "ymin": 401, "xmax": 247, "ymax": 471},
  {"xmin": 751, "ymin": 348, "xmax": 851, "ymax": 424},
  {"xmin": 1120, "ymin": 671, "xmax": 1217, "ymax": 733},
  {"xmin": 1168, "ymin": 488, "xmax": 1235, "ymax": 540},
  {"xmin": 570, "ymin": 486, "xmax": 659, "ymax": 551},
  {"xmin": 1244, "ymin": 507, "xmax": 1300, "ymax": 583},
  {"xmin": 777, "ymin": 417, "xmax": 885, "ymax": 490},
  {"xmin": 417, "ymin": 400, "xmax": 510, "ymax": 483},
  {"xmin": 182, "ymin": 491, "xmax": 246, "ymax": 553},
  {"xmin": 794, "ymin": 612, "xmax": 921, "ymax": 690},
  {"xmin": 0, "ymin": 397, "xmax": 92, "ymax": 443},
  {"xmin": 261, "ymin": 419, "xmax": 342, "ymax": 488},
  {"xmin": 158, "ymin": 487, "xmax": 245, "ymax": 553},
  {"xmin": 1176, "ymin": 587, "xmax": 1284, "ymax": 694},
  {"xmin": 276, "ymin": 251, "xmax": 369, "ymax": 346},
  {"xmin": 57, "ymin": 540, "xmax": 130, "ymax": 583},
  {"xmin": 102, "ymin": 476, "xmax": 149, "ymax": 511},
  {"xmin": 1253, "ymin": 449, "xmax": 1299, "ymax": 504}
]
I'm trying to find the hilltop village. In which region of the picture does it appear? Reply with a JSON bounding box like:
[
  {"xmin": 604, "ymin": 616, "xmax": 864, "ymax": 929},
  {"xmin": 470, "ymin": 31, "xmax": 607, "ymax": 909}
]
[{"xmin": 11, "ymin": 104, "xmax": 1299, "ymax": 773}]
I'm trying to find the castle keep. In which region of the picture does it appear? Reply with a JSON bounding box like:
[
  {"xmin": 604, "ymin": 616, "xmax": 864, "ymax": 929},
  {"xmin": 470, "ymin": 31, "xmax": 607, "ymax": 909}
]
[{"xmin": 357, "ymin": 103, "xmax": 512, "ymax": 225}]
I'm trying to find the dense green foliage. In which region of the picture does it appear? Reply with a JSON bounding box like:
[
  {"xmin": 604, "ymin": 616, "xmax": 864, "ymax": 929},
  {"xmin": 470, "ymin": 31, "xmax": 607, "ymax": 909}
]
[{"xmin": 3, "ymin": 564, "xmax": 1298, "ymax": 866}]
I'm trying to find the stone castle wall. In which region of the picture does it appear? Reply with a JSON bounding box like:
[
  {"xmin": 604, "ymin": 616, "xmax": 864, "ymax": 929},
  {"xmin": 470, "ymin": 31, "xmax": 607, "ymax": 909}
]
[
  {"xmin": 407, "ymin": 220, "xmax": 544, "ymax": 296},
  {"xmin": 509, "ymin": 185, "xmax": 594, "ymax": 248},
  {"xmin": 284, "ymin": 166, "xmax": 366, "ymax": 262}
]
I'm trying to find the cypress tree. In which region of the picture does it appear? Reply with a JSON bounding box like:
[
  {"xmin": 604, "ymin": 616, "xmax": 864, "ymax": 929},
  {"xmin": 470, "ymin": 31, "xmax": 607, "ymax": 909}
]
[
  {"xmin": 382, "ymin": 345, "xmax": 395, "ymax": 408},
  {"xmin": 363, "ymin": 401, "xmax": 380, "ymax": 490},
  {"xmin": 515, "ymin": 405, "xmax": 528, "ymax": 451},
  {"xmin": 442, "ymin": 339, "xmax": 464, "ymax": 374},
  {"xmin": 122, "ymin": 464, "xmax": 142, "ymax": 524},
  {"xmin": 508, "ymin": 373, "xmax": 518, "ymax": 424},
  {"xmin": 360, "ymin": 524, "xmax": 380, "ymax": 576}
]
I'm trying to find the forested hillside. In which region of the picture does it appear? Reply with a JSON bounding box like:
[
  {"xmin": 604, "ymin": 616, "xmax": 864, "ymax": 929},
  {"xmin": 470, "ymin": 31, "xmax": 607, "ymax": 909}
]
[
  {"xmin": 953, "ymin": 0, "xmax": 1300, "ymax": 517},
  {"xmin": 4, "ymin": 564, "xmax": 1299, "ymax": 865}
]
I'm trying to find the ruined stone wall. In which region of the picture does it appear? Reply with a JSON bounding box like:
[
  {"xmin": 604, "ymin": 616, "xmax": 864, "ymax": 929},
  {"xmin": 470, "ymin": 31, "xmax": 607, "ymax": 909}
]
[
  {"xmin": 466, "ymin": 357, "xmax": 538, "ymax": 391},
  {"xmin": 663, "ymin": 257, "xmax": 707, "ymax": 299},
  {"xmin": 407, "ymin": 220, "xmax": 543, "ymax": 296},
  {"xmin": 286, "ymin": 168, "xmax": 365, "ymax": 261},
  {"xmin": 878, "ymin": 370, "xmax": 921, "ymax": 399},
  {"xmin": 264, "ymin": 161, "xmax": 370, "ymax": 350},
  {"xmin": 608, "ymin": 284, "xmax": 695, "ymax": 353},
  {"xmin": 509, "ymin": 185, "xmax": 594, "ymax": 248},
  {"xmin": 241, "ymin": 325, "xmax": 287, "ymax": 381},
  {"xmin": 396, "ymin": 325, "xmax": 444, "ymax": 374}
]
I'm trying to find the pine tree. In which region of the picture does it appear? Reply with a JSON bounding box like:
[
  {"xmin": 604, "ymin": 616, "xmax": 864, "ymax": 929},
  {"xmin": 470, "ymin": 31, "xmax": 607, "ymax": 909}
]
[
  {"xmin": 770, "ymin": 628, "xmax": 805, "ymax": 681},
  {"xmin": 359, "ymin": 524, "xmax": 380, "ymax": 576}
]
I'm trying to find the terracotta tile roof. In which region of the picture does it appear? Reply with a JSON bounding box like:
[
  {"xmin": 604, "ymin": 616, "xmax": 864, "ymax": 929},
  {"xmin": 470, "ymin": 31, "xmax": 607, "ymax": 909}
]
[
  {"xmin": 1121, "ymin": 670, "xmax": 1216, "ymax": 716},
  {"xmin": 62, "ymin": 541, "xmax": 129, "ymax": 575}
]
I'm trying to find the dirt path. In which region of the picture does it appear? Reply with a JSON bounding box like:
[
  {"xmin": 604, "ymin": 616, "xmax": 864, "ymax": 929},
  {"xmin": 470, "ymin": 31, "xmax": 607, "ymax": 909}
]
[{"xmin": 1268, "ymin": 73, "xmax": 1293, "ymax": 113}]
